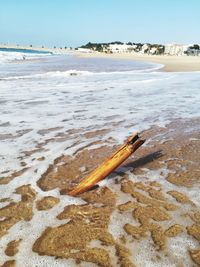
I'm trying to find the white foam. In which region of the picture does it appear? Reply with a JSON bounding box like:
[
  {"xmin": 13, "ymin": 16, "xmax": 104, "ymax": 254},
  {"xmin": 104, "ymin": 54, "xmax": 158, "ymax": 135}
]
[
  {"xmin": 0, "ymin": 70, "xmax": 94, "ymax": 80},
  {"xmin": 105, "ymin": 163, "xmax": 200, "ymax": 266},
  {"xmin": 0, "ymin": 54, "xmax": 200, "ymax": 266},
  {"xmin": 0, "ymin": 50, "xmax": 51, "ymax": 64}
]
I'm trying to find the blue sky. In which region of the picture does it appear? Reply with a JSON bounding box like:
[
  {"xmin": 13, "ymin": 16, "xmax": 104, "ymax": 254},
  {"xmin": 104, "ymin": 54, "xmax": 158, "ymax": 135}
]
[{"xmin": 0, "ymin": 0, "xmax": 200, "ymax": 47}]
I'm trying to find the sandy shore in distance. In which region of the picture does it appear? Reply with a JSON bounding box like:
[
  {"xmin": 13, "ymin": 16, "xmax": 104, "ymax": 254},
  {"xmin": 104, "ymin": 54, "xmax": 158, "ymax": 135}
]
[
  {"xmin": 77, "ymin": 51, "xmax": 200, "ymax": 72},
  {"xmin": 1, "ymin": 44, "xmax": 200, "ymax": 72}
]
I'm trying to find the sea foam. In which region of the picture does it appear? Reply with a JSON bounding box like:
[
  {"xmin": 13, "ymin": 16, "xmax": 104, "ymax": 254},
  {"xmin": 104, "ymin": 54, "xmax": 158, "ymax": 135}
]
[{"xmin": 0, "ymin": 53, "xmax": 200, "ymax": 266}]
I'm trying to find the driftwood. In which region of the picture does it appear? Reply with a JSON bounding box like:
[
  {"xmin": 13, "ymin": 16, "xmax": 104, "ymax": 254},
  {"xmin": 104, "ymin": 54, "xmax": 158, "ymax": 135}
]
[{"xmin": 69, "ymin": 133, "xmax": 145, "ymax": 196}]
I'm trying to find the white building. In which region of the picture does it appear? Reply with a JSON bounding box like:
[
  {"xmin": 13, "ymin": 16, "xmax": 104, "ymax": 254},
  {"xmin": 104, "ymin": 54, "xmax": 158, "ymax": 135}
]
[
  {"xmin": 107, "ymin": 44, "xmax": 136, "ymax": 53},
  {"xmin": 141, "ymin": 44, "xmax": 150, "ymax": 54},
  {"xmin": 164, "ymin": 44, "xmax": 189, "ymax": 56}
]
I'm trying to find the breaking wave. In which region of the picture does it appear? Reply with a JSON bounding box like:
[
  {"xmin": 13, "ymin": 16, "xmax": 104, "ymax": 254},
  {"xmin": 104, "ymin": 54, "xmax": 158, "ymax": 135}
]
[
  {"xmin": 0, "ymin": 65, "xmax": 164, "ymax": 81},
  {"xmin": 0, "ymin": 70, "xmax": 94, "ymax": 80},
  {"xmin": 0, "ymin": 50, "xmax": 52, "ymax": 63}
]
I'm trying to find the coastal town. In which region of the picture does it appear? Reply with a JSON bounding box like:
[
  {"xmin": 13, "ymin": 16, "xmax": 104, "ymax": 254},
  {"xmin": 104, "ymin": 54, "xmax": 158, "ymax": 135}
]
[
  {"xmin": 1, "ymin": 42, "xmax": 200, "ymax": 57},
  {"xmin": 78, "ymin": 42, "xmax": 200, "ymax": 56}
]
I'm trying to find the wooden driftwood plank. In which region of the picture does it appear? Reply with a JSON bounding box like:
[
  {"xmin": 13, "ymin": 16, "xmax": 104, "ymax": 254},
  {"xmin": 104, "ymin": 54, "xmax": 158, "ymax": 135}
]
[{"xmin": 69, "ymin": 133, "xmax": 145, "ymax": 196}]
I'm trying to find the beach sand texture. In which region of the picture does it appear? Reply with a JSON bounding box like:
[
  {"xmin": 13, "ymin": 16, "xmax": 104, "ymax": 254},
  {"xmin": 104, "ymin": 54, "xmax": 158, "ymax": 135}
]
[
  {"xmin": 0, "ymin": 119, "xmax": 200, "ymax": 266},
  {"xmin": 78, "ymin": 51, "xmax": 200, "ymax": 72},
  {"xmin": 0, "ymin": 50, "xmax": 200, "ymax": 266}
]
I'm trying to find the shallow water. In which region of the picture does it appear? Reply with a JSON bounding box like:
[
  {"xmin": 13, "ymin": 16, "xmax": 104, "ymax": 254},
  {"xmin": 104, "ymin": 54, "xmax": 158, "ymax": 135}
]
[
  {"xmin": 0, "ymin": 52, "xmax": 200, "ymax": 175},
  {"xmin": 0, "ymin": 51, "xmax": 200, "ymax": 266}
]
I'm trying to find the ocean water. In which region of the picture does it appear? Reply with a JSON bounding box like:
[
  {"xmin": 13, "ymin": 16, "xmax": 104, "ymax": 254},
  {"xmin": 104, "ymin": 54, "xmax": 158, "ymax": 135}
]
[
  {"xmin": 0, "ymin": 50, "xmax": 200, "ymax": 266},
  {"xmin": 0, "ymin": 47, "xmax": 52, "ymax": 64},
  {"xmin": 0, "ymin": 51, "xmax": 200, "ymax": 173}
]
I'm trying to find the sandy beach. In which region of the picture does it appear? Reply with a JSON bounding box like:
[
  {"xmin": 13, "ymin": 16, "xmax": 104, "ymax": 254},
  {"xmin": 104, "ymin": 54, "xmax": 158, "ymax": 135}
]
[
  {"xmin": 1, "ymin": 44, "xmax": 200, "ymax": 72},
  {"xmin": 77, "ymin": 51, "xmax": 200, "ymax": 72}
]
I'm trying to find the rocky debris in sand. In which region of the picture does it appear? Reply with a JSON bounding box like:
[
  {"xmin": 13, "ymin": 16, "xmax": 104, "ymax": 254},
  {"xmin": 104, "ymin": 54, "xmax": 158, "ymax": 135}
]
[
  {"xmin": 36, "ymin": 196, "xmax": 60, "ymax": 210},
  {"xmin": 15, "ymin": 184, "xmax": 36, "ymax": 201},
  {"xmin": 118, "ymin": 201, "xmax": 140, "ymax": 212},
  {"xmin": 37, "ymin": 145, "xmax": 114, "ymax": 193},
  {"xmin": 5, "ymin": 239, "xmax": 22, "ymax": 256},
  {"xmin": 21, "ymin": 147, "xmax": 45, "ymax": 158},
  {"xmin": 150, "ymin": 224, "xmax": 166, "ymax": 250},
  {"xmin": 0, "ymin": 185, "xmax": 36, "ymax": 237},
  {"xmin": 133, "ymin": 182, "xmax": 150, "ymax": 192},
  {"xmin": 125, "ymin": 222, "xmax": 166, "ymax": 250},
  {"xmin": 37, "ymin": 156, "xmax": 45, "ymax": 161},
  {"xmin": 0, "ymin": 129, "xmax": 32, "ymax": 141},
  {"xmin": 121, "ymin": 180, "xmax": 178, "ymax": 211},
  {"xmin": 189, "ymin": 211, "xmax": 200, "ymax": 224},
  {"xmin": 2, "ymin": 118, "xmax": 198, "ymax": 266},
  {"xmin": 133, "ymin": 206, "xmax": 170, "ymax": 223},
  {"xmin": 120, "ymin": 179, "xmax": 183, "ymax": 250},
  {"xmin": 0, "ymin": 177, "xmax": 13, "ymax": 185},
  {"xmin": 164, "ymin": 224, "xmax": 183, "ymax": 237},
  {"xmin": 83, "ymin": 129, "xmax": 110, "ymax": 139},
  {"xmin": 57, "ymin": 204, "xmax": 113, "ymax": 229},
  {"xmin": 120, "ymin": 179, "xmax": 137, "ymax": 195},
  {"xmin": 164, "ymin": 127, "xmax": 200, "ymax": 187},
  {"xmin": 187, "ymin": 224, "xmax": 200, "ymax": 241},
  {"xmin": 33, "ymin": 229, "xmax": 112, "ymax": 267},
  {"xmin": 131, "ymin": 119, "xmax": 200, "ymax": 188},
  {"xmin": 115, "ymin": 244, "xmax": 136, "ymax": 267},
  {"xmin": 147, "ymin": 188, "xmax": 166, "ymax": 201},
  {"xmin": 124, "ymin": 206, "xmax": 168, "ymax": 250},
  {"xmin": 149, "ymin": 181, "xmax": 162, "ymax": 188},
  {"xmin": 167, "ymin": 191, "xmax": 194, "ymax": 205},
  {"xmin": 124, "ymin": 224, "xmax": 147, "ymax": 240},
  {"xmin": 0, "ymin": 168, "xmax": 29, "ymax": 185},
  {"xmin": 20, "ymin": 161, "xmax": 27, "ymax": 167},
  {"xmin": 119, "ymin": 235, "xmax": 127, "ymax": 245},
  {"xmin": 37, "ymin": 127, "xmax": 63, "ymax": 136},
  {"xmin": 0, "ymin": 134, "xmax": 17, "ymax": 141},
  {"xmin": 189, "ymin": 249, "xmax": 200, "ymax": 265},
  {"xmin": 0, "ymin": 198, "xmax": 12, "ymax": 203},
  {"xmin": 80, "ymin": 187, "xmax": 117, "ymax": 207},
  {"xmin": 0, "ymin": 260, "xmax": 16, "ymax": 267},
  {"xmin": 167, "ymin": 170, "xmax": 200, "ymax": 187},
  {"xmin": 33, "ymin": 187, "xmax": 135, "ymax": 266},
  {"xmin": 72, "ymin": 140, "xmax": 110, "ymax": 156},
  {"xmin": 0, "ymin": 218, "xmax": 19, "ymax": 238}
]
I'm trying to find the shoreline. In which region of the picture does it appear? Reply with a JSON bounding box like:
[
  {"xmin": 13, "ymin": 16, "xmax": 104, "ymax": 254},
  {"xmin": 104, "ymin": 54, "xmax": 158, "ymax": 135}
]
[
  {"xmin": 0, "ymin": 42, "xmax": 200, "ymax": 265},
  {"xmin": 76, "ymin": 51, "xmax": 200, "ymax": 72},
  {"xmin": 1, "ymin": 44, "xmax": 200, "ymax": 72}
]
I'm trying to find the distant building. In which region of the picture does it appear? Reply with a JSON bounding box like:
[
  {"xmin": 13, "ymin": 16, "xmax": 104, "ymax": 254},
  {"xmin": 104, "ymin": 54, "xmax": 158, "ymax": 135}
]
[
  {"xmin": 164, "ymin": 44, "xmax": 189, "ymax": 56},
  {"xmin": 107, "ymin": 44, "xmax": 131, "ymax": 53},
  {"xmin": 141, "ymin": 44, "xmax": 150, "ymax": 54},
  {"xmin": 78, "ymin": 42, "xmax": 200, "ymax": 56}
]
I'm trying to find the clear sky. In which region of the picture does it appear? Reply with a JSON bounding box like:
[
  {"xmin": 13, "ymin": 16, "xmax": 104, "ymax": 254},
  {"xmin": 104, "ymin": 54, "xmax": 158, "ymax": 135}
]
[{"xmin": 0, "ymin": 0, "xmax": 200, "ymax": 47}]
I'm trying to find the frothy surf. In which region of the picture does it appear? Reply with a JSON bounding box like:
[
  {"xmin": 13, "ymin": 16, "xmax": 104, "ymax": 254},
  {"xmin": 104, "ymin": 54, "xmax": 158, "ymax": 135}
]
[
  {"xmin": 0, "ymin": 48, "xmax": 52, "ymax": 64},
  {"xmin": 0, "ymin": 51, "xmax": 200, "ymax": 266}
]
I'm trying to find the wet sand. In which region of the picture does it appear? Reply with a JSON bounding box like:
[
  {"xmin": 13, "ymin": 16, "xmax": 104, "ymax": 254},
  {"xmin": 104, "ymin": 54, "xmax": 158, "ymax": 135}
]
[
  {"xmin": 2, "ymin": 44, "xmax": 200, "ymax": 72},
  {"xmin": 0, "ymin": 118, "xmax": 200, "ymax": 266},
  {"xmin": 77, "ymin": 52, "xmax": 200, "ymax": 72}
]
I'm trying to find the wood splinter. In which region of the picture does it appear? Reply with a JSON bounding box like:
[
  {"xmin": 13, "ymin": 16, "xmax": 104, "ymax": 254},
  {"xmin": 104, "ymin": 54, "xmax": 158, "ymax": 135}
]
[{"xmin": 69, "ymin": 132, "xmax": 145, "ymax": 196}]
